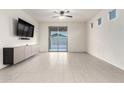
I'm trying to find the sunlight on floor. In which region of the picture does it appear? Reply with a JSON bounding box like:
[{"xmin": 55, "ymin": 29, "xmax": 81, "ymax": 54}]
[{"xmin": 48, "ymin": 52, "xmax": 68, "ymax": 65}]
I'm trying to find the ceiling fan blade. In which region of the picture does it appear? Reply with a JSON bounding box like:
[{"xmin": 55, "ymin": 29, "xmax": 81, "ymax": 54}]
[
  {"xmin": 65, "ymin": 15, "xmax": 73, "ymax": 18},
  {"xmin": 65, "ymin": 10, "xmax": 70, "ymax": 13},
  {"xmin": 53, "ymin": 11, "xmax": 59, "ymax": 14}
]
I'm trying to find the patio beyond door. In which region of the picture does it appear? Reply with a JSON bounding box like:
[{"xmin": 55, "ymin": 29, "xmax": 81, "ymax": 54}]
[{"xmin": 49, "ymin": 26, "xmax": 68, "ymax": 52}]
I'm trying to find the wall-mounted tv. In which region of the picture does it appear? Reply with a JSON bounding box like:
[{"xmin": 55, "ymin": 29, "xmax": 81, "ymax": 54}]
[{"xmin": 17, "ymin": 18, "xmax": 34, "ymax": 37}]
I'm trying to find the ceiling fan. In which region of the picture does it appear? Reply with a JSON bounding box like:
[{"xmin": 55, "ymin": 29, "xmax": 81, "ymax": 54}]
[{"xmin": 52, "ymin": 10, "xmax": 73, "ymax": 19}]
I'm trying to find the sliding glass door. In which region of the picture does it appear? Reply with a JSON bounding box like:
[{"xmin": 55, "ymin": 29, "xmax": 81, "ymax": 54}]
[{"xmin": 49, "ymin": 26, "xmax": 68, "ymax": 52}]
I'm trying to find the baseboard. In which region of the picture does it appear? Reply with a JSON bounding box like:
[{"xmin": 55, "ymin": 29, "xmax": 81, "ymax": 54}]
[
  {"xmin": 39, "ymin": 51, "xmax": 87, "ymax": 54},
  {"xmin": 68, "ymin": 51, "xmax": 87, "ymax": 53},
  {"xmin": 40, "ymin": 51, "xmax": 48, "ymax": 53}
]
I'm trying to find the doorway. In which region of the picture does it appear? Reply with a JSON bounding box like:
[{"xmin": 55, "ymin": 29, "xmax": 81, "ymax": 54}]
[{"xmin": 49, "ymin": 26, "xmax": 68, "ymax": 52}]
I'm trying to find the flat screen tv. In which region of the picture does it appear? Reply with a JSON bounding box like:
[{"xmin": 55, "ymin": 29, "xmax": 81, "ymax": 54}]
[{"xmin": 17, "ymin": 18, "xmax": 34, "ymax": 37}]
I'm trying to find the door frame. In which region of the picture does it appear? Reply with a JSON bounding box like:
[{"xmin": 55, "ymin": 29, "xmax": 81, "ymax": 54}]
[{"xmin": 48, "ymin": 26, "xmax": 68, "ymax": 52}]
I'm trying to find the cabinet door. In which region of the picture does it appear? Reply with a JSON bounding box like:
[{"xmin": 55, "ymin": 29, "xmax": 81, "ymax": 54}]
[
  {"xmin": 14, "ymin": 46, "xmax": 25, "ymax": 64},
  {"xmin": 25, "ymin": 45, "xmax": 32, "ymax": 59},
  {"xmin": 32, "ymin": 45, "xmax": 39, "ymax": 55}
]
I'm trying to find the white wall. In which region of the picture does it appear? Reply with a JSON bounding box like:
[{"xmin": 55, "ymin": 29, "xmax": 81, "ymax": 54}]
[
  {"xmin": 0, "ymin": 9, "xmax": 40, "ymax": 69},
  {"xmin": 86, "ymin": 9, "xmax": 124, "ymax": 70},
  {"xmin": 39, "ymin": 22, "xmax": 86, "ymax": 52}
]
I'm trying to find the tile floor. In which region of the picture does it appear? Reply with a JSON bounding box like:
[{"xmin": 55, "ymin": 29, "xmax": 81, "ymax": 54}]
[{"xmin": 0, "ymin": 52, "xmax": 124, "ymax": 83}]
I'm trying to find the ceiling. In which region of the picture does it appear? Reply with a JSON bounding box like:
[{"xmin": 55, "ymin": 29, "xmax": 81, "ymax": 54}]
[{"xmin": 23, "ymin": 9, "xmax": 101, "ymax": 22}]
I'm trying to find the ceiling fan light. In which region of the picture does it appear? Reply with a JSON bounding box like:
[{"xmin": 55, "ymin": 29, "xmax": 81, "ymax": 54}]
[{"xmin": 59, "ymin": 16, "xmax": 65, "ymax": 20}]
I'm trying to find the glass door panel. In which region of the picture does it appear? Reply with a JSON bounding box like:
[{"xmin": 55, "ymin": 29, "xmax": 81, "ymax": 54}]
[
  {"xmin": 49, "ymin": 26, "xmax": 68, "ymax": 52},
  {"xmin": 58, "ymin": 31, "xmax": 68, "ymax": 52},
  {"xmin": 49, "ymin": 31, "xmax": 59, "ymax": 52}
]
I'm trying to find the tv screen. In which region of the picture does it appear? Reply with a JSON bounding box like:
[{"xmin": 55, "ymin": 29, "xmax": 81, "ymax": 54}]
[{"xmin": 17, "ymin": 18, "xmax": 34, "ymax": 37}]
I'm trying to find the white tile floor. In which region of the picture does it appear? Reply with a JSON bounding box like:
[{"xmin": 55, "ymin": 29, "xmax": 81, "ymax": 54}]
[{"xmin": 0, "ymin": 52, "xmax": 124, "ymax": 83}]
